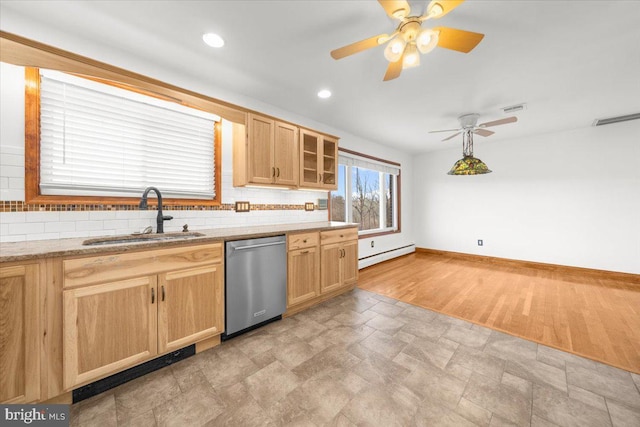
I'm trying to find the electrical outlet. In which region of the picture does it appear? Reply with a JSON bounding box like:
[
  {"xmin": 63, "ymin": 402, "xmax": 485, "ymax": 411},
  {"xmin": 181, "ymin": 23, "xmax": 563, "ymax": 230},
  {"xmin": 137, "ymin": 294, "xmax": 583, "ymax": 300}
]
[
  {"xmin": 304, "ymin": 202, "xmax": 315, "ymax": 211},
  {"xmin": 235, "ymin": 201, "xmax": 250, "ymax": 212},
  {"xmin": 477, "ymin": 239, "xmax": 483, "ymax": 246}
]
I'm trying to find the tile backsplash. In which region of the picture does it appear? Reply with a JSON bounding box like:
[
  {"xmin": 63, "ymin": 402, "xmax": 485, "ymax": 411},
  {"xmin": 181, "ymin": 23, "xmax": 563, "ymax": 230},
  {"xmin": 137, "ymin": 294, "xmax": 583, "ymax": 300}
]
[{"xmin": 0, "ymin": 169, "xmax": 329, "ymax": 243}]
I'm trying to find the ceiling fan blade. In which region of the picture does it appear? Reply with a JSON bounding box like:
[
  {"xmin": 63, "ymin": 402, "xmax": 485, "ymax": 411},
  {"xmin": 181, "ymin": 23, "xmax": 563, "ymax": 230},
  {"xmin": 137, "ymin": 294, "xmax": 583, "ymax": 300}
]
[
  {"xmin": 442, "ymin": 131, "xmax": 461, "ymax": 142},
  {"xmin": 426, "ymin": 0, "xmax": 465, "ymax": 19},
  {"xmin": 383, "ymin": 57, "xmax": 403, "ymax": 81},
  {"xmin": 474, "ymin": 128, "xmax": 495, "ymax": 137},
  {"xmin": 331, "ymin": 34, "xmax": 388, "ymax": 60},
  {"xmin": 429, "ymin": 128, "xmax": 461, "ymax": 133},
  {"xmin": 378, "ymin": 0, "xmax": 411, "ymax": 19},
  {"xmin": 434, "ymin": 27, "xmax": 485, "ymax": 53},
  {"xmin": 478, "ymin": 116, "xmax": 518, "ymax": 128}
]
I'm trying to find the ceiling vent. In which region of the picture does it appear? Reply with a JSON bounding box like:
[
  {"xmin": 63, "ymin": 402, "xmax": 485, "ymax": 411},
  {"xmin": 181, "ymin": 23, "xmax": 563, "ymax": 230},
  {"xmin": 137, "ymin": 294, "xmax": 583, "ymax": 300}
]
[
  {"xmin": 592, "ymin": 113, "xmax": 640, "ymax": 127},
  {"xmin": 502, "ymin": 103, "xmax": 526, "ymax": 114}
]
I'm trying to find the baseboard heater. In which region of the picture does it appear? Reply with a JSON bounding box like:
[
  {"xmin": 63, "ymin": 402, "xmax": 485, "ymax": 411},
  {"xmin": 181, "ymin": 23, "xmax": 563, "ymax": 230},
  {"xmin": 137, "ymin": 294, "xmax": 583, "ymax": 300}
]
[
  {"xmin": 72, "ymin": 345, "xmax": 195, "ymax": 404},
  {"xmin": 359, "ymin": 244, "xmax": 415, "ymax": 269}
]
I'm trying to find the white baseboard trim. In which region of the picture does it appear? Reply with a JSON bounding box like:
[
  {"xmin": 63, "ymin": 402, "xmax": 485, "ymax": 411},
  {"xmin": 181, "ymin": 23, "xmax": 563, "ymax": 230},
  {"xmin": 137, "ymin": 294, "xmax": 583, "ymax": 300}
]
[{"xmin": 358, "ymin": 244, "xmax": 415, "ymax": 269}]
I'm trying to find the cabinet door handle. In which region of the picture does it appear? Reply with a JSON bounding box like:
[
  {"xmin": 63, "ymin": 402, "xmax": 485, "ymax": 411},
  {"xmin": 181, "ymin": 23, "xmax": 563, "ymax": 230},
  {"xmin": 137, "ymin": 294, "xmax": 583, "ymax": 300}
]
[
  {"xmin": 318, "ymin": 173, "xmax": 322, "ymax": 183},
  {"xmin": 151, "ymin": 287, "xmax": 155, "ymax": 304},
  {"xmin": 276, "ymin": 167, "xmax": 280, "ymax": 177},
  {"xmin": 161, "ymin": 285, "xmax": 165, "ymax": 302},
  {"xmin": 272, "ymin": 167, "xmax": 276, "ymax": 177}
]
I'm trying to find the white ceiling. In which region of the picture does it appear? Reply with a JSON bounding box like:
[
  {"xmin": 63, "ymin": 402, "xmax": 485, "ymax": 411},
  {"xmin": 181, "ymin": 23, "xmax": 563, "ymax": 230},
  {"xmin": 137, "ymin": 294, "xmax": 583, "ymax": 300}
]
[{"xmin": 2, "ymin": 1, "xmax": 639, "ymax": 153}]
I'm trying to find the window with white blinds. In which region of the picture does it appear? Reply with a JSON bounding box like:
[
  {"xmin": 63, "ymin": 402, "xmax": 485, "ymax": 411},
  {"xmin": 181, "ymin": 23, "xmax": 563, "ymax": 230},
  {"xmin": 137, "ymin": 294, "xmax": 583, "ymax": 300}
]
[{"xmin": 39, "ymin": 69, "xmax": 219, "ymax": 199}]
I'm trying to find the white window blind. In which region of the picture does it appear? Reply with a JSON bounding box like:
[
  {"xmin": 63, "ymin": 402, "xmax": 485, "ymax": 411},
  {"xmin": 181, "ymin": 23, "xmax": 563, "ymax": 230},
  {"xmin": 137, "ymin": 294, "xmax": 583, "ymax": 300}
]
[
  {"xmin": 338, "ymin": 152, "xmax": 400, "ymax": 176},
  {"xmin": 39, "ymin": 69, "xmax": 219, "ymax": 199}
]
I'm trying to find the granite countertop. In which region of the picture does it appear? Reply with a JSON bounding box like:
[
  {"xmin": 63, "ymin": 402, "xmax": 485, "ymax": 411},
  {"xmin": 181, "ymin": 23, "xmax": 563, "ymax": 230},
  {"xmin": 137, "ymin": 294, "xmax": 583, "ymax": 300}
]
[{"xmin": 0, "ymin": 221, "xmax": 358, "ymax": 262}]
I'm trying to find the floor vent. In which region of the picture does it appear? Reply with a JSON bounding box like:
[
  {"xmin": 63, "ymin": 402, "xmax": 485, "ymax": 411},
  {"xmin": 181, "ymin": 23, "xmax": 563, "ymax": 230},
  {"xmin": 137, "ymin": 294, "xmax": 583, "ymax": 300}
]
[
  {"xmin": 592, "ymin": 112, "xmax": 640, "ymax": 126},
  {"xmin": 72, "ymin": 344, "xmax": 195, "ymax": 404}
]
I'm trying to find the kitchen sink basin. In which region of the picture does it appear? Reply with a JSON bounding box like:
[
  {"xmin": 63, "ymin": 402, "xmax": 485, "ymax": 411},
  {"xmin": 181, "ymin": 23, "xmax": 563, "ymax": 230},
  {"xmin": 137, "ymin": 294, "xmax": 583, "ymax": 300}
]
[{"xmin": 82, "ymin": 232, "xmax": 205, "ymax": 246}]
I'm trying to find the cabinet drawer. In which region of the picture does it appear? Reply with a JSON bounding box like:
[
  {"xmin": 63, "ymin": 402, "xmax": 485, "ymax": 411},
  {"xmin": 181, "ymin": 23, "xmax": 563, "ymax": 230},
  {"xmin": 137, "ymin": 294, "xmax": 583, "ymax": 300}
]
[
  {"xmin": 288, "ymin": 232, "xmax": 319, "ymax": 250},
  {"xmin": 320, "ymin": 228, "xmax": 358, "ymax": 246},
  {"xmin": 63, "ymin": 243, "xmax": 223, "ymax": 288}
]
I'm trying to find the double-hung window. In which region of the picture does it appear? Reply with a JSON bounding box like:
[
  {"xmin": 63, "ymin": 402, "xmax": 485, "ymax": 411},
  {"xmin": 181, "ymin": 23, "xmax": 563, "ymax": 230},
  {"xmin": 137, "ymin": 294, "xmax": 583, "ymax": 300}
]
[
  {"xmin": 331, "ymin": 149, "xmax": 400, "ymax": 235},
  {"xmin": 28, "ymin": 68, "xmax": 221, "ymax": 203}
]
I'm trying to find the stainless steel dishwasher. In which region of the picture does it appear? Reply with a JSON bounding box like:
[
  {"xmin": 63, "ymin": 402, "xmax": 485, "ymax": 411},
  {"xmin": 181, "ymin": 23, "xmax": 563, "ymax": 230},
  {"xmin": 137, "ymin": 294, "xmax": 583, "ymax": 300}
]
[{"xmin": 223, "ymin": 235, "xmax": 286, "ymax": 339}]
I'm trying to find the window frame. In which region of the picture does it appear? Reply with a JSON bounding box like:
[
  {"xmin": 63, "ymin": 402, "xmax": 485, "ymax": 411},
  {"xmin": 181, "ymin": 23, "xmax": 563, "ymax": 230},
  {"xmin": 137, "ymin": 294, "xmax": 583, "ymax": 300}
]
[
  {"xmin": 24, "ymin": 67, "xmax": 222, "ymax": 206},
  {"xmin": 331, "ymin": 147, "xmax": 402, "ymax": 238}
]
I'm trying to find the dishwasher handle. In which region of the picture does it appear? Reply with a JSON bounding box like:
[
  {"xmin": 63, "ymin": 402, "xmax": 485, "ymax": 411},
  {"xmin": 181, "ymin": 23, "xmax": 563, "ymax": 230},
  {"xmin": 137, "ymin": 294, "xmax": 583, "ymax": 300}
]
[{"xmin": 232, "ymin": 240, "xmax": 285, "ymax": 251}]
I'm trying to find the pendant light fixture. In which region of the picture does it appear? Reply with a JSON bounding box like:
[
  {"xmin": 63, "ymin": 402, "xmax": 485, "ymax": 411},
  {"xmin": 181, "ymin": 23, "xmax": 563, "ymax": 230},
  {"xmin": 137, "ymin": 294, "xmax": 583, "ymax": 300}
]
[{"xmin": 448, "ymin": 129, "xmax": 492, "ymax": 175}]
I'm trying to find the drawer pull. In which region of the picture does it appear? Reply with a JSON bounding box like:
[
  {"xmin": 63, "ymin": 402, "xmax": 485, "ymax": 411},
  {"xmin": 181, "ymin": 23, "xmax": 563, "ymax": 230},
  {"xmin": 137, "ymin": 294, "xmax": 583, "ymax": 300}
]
[
  {"xmin": 303, "ymin": 239, "xmax": 308, "ymax": 243},
  {"xmin": 301, "ymin": 250, "xmax": 310, "ymax": 254}
]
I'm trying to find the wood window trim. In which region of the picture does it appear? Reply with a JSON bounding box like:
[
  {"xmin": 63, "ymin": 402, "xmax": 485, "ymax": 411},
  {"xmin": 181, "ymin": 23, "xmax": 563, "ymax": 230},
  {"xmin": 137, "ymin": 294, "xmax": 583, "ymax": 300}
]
[
  {"xmin": 24, "ymin": 67, "xmax": 222, "ymax": 207},
  {"xmin": 329, "ymin": 147, "xmax": 402, "ymax": 238}
]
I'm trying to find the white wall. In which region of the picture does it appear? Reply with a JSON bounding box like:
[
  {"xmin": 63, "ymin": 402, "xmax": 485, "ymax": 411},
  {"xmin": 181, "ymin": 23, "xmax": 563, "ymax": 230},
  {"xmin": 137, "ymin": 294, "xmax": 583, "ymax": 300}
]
[{"xmin": 412, "ymin": 121, "xmax": 640, "ymax": 274}]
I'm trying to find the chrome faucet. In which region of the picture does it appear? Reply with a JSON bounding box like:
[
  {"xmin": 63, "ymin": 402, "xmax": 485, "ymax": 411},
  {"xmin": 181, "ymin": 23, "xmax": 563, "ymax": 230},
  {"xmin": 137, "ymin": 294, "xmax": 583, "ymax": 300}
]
[{"xmin": 139, "ymin": 186, "xmax": 173, "ymax": 233}]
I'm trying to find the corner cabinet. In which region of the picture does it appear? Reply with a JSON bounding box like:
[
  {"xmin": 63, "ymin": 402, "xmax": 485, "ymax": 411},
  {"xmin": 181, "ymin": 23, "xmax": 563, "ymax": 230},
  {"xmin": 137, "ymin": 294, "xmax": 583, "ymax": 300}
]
[
  {"xmin": 62, "ymin": 243, "xmax": 224, "ymax": 390},
  {"xmin": 234, "ymin": 113, "xmax": 299, "ymax": 188},
  {"xmin": 0, "ymin": 263, "xmax": 40, "ymax": 404},
  {"xmin": 286, "ymin": 227, "xmax": 358, "ymax": 315},
  {"xmin": 299, "ymin": 129, "xmax": 338, "ymax": 190}
]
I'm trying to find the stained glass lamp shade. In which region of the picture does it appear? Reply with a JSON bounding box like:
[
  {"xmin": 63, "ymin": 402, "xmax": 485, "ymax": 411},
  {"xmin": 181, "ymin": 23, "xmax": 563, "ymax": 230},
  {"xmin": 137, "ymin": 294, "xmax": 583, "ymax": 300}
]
[{"xmin": 448, "ymin": 130, "xmax": 492, "ymax": 175}]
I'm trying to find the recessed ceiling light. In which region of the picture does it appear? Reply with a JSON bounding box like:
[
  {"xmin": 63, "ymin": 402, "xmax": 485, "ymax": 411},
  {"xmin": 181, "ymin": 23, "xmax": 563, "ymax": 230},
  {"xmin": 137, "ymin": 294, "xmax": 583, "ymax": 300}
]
[
  {"xmin": 202, "ymin": 33, "xmax": 224, "ymax": 48},
  {"xmin": 317, "ymin": 89, "xmax": 332, "ymax": 99}
]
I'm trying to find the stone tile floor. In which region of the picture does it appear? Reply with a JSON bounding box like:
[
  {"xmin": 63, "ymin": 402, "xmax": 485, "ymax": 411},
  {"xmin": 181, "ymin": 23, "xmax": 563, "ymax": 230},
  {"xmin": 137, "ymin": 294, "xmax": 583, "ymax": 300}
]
[{"xmin": 71, "ymin": 289, "xmax": 640, "ymax": 426}]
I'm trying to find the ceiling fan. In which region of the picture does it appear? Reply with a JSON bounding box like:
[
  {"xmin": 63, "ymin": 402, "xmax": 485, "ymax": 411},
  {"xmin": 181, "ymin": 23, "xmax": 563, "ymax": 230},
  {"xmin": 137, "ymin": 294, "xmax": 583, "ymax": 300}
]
[
  {"xmin": 429, "ymin": 113, "xmax": 518, "ymax": 142},
  {"xmin": 330, "ymin": 0, "xmax": 485, "ymax": 81}
]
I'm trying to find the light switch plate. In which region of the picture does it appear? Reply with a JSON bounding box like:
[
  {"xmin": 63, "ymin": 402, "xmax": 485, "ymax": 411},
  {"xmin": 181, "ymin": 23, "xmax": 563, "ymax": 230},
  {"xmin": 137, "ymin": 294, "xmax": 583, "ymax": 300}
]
[{"xmin": 235, "ymin": 201, "xmax": 250, "ymax": 212}]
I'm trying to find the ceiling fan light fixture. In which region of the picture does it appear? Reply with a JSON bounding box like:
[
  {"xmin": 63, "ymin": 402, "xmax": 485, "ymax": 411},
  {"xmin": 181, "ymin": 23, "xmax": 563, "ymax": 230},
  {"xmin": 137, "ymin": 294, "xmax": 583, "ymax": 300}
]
[
  {"xmin": 427, "ymin": 3, "xmax": 444, "ymax": 18},
  {"xmin": 384, "ymin": 35, "xmax": 406, "ymax": 62},
  {"xmin": 402, "ymin": 43, "xmax": 420, "ymax": 68},
  {"xmin": 416, "ymin": 29, "xmax": 439, "ymax": 54}
]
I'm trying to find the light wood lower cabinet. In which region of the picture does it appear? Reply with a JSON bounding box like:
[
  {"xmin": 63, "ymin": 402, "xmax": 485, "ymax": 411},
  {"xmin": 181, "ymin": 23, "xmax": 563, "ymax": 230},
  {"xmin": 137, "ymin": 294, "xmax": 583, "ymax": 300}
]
[
  {"xmin": 0, "ymin": 263, "xmax": 40, "ymax": 404},
  {"xmin": 63, "ymin": 276, "xmax": 157, "ymax": 389},
  {"xmin": 320, "ymin": 228, "xmax": 358, "ymax": 293},
  {"xmin": 320, "ymin": 239, "xmax": 358, "ymax": 293},
  {"xmin": 158, "ymin": 265, "xmax": 224, "ymax": 353},
  {"xmin": 286, "ymin": 228, "xmax": 358, "ymax": 314},
  {"xmin": 62, "ymin": 243, "xmax": 224, "ymax": 390},
  {"xmin": 287, "ymin": 245, "xmax": 320, "ymax": 307}
]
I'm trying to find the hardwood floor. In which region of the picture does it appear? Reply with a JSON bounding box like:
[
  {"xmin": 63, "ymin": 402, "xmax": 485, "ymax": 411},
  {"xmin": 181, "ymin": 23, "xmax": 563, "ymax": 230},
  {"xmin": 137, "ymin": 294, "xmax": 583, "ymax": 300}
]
[{"xmin": 358, "ymin": 251, "xmax": 640, "ymax": 374}]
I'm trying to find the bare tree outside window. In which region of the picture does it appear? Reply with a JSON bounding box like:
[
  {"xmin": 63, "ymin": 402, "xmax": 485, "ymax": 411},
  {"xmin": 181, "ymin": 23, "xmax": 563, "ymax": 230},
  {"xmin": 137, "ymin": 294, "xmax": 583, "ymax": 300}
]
[
  {"xmin": 331, "ymin": 164, "xmax": 346, "ymax": 221},
  {"xmin": 352, "ymin": 167, "xmax": 379, "ymax": 231}
]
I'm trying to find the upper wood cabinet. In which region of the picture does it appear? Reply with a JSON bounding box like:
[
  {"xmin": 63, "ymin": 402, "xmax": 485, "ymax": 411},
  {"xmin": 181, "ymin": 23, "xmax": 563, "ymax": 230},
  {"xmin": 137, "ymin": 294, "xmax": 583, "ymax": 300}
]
[
  {"xmin": 299, "ymin": 129, "xmax": 338, "ymax": 190},
  {"xmin": 0, "ymin": 263, "xmax": 40, "ymax": 404},
  {"xmin": 234, "ymin": 113, "xmax": 299, "ymax": 187}
]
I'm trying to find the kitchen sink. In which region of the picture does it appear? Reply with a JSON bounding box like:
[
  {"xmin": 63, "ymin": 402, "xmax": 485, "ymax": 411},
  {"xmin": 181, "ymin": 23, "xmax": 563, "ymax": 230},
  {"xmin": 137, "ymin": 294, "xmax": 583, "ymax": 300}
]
[{"xmin": 82, "ymin": 232, "xmax": 205, "ymax": 246}]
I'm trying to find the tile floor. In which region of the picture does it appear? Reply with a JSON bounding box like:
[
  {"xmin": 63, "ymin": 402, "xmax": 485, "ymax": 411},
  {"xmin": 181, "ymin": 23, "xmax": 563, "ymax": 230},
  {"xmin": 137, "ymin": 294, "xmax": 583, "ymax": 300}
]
[{"xmin": 70, "ymin": 289, "xmax": 640, "ymax": 426}]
